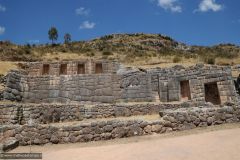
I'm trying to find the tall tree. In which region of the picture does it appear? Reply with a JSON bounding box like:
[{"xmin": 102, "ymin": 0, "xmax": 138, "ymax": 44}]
[
  {"xmin": 48, "ymin": 27, "xmax": 58, "ymax": 44},
  {"xmin": 64, "ymin": 33, "xmax": 71, "ymax": 44}
]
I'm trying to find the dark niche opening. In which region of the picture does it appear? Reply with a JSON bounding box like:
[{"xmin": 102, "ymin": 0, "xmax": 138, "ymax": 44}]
[
  {"xmin": 42, "ymin": 64, "xmax": 50, "ymax": 75},
  {"xmin": 78, "ymin": 63, "xmax": 85, "ymax": 74},
  {"xmin": 60, "ymin": 64, "xmax": 67, "ymax": 75},
  {"xmin": 95, "ymin": 63, "xmax": 103, "ymax": 74},
  {"xmin": 180, "ymin": 80, "xmax": 191, "ymax": 101},
  {"xmin": 204, "ymin": 82, "xmax": 221, "ymax": 105}
]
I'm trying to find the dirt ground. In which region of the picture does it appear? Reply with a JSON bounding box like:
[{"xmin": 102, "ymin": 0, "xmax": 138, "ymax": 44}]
[{"xmin": 11, "ymin": 123, "xmax": 240, "ymax": 160}]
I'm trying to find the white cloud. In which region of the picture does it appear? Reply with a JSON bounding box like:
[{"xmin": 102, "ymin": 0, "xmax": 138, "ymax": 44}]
[
  {"xmin": 0, "ymin": 4, "xmax": 6, "ymax": 12},
  {"xmin": 79, "ymin": 21, "xmax": 96, "ymax": 29},
  {"xmin": 0, "ymin": 26, "xmax": 5, "ymax": 35},
  {"xmin": 75, "ymin": 7, "xmax": 90, "ymax": 16},
  {"xmin": 157, "ymin": 0, "xmax": 182, "ymax": 13},
  {"xmin": 196, "ymin": 0, "xmax": 223, "ymax": 12}
]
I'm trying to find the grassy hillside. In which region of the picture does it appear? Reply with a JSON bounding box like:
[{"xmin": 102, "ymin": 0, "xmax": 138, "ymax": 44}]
[{"xmin": 0, "ymin": 33, "xmax": 240, "ymax": 73}]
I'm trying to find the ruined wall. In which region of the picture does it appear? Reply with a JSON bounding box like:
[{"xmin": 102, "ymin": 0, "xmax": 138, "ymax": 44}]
[
  {"xmin": 231, "ymin": 65, "xmax": 240, "ymax": 78},
  {"xmin": 22, "ymin": 74, "xmax": 121, "ymax": 103},
  {"xmin": 26, "ymin": 60, "xmax": 120, "ymax": 76},
  {"xmin": 149, "ymin": 64, "xmax": 237, "ymax": 104},
  {"xmin": 0, "ymin": 104, "xmax": 22, "ymax": 125},
  {"xmin": 0, "ymin": 126, "xmax": 15, "ymax": 143},
  {"xmin": 3, "ymin": 70, "xmax": 27, "ymax": 102},
  {"xmin": 0, "ymin": 125, "xmax": 18, "ymax": 152},
  {"xmin": 0, "ymin": 74, "xmax": 7, "ymax": 100},
  {"xmin": 0, "ymin": 103, "xmax": 186, "ymax": 125},
  {"xmin": 119, "ymin": 71, "xmax": 154, "ymax": 102},
  {"xmin": 3, "ymin": 63, "xmax": 238, "ymax": 104},
  {"xmin": 2, "ymin": 105, "xmax": 239, "ymax": 146},
  {"xmin": 4, "ymin": 68, "xmax": 155, "ymax": 103}
]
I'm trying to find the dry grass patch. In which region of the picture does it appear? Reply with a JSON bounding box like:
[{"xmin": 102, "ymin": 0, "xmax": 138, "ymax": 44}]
[
  {"xmin": 0, "ymin": 85, "xmax": 4, "ymax": 91},
  {"xmin": 216, "ymin": 57, "xmax": 240, "ymax": 66},
  {"xmin": 232, "ymin": 71, "xmax": 239, "ymax": 78},
  {"xmin": 41, "ymin": 52, "xmax": 105, "ymax": 61},
  {"xmin": 0, "ymin": 61, "xmax": 18, "ymax": 75},
  {"xmin": 124, "ymin": 56, "xmax": 199, "ymax": 69}
]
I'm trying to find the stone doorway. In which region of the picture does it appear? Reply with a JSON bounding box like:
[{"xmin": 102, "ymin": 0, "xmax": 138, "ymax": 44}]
[
  {"xmin": 78, "ymin": 64, "xmax": 85, "ymax": 74},
  {"xmin": 95, "ymin": 63, "xmax": 103, "ymax": 74},
  {"xmin": 42, "ymin": 64, "xmax": 50, "ymax": 75},
  {"xmin": 60, "ymin": 64, "xmax": 67, "ymax": 75},
  {"xmin": 204, "ymin": 82, "xmax": 221, "ymax": 105},
  {"xmin": 180, "ymin": 80, "xmax": 191, "ymax": 101}
]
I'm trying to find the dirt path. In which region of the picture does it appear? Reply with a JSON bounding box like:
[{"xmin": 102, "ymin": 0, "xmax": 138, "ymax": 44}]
[{"xmin": 11, "ymin": 124, "xmax": 240, "ymax": 160}]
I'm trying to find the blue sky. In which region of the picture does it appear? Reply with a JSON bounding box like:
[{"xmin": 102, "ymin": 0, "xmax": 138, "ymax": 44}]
[{"xmin": 0, "ymin": 0, "xmax": 239, "ymax": 46}]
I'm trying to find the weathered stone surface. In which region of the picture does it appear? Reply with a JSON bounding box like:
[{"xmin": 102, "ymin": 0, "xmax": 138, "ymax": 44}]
[
  {"xmin": 112, "ymin": 127, "xmax": 127, "ymax": 138},
  {"xmin": 2, "ymin": 61, "xmax": 238, "ymax": 106},
  {"xmin": 103, "ymin": 125, "xmax": 113, "ymax": 132},
  {"xmin": 50, "ymin": 135, "xmax": 59, "ymax": 144},
  {"xmin": 144, "ymin": 125, "xmax": 152, "ymax": 134},
  {"xmin": 0, "ymin": 103, "xmax": 184, "ymax": 125},
  {"xmin": 1, "ymin": 102, "xmax": 240, "ymax": 150},
  {"xmin": 2, "ymin": 138, "xmax": 19, "ymax": 152},
  {"xmin": 127, "ymin": 125, "xmax": 143, "ymax": 136},
  {"xmin": 151, "ymin": 125, "xmax": 163, "ymax": 133}
]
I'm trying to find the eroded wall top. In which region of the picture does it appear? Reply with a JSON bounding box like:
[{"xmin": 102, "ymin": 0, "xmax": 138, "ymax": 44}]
[{"xmin": 24, "ymin": 59, "xmax": 120, "ymax": 76}]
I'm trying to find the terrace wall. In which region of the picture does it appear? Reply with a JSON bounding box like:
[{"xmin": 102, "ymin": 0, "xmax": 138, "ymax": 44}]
[
  {"xmin": 0, "ymin": 103, "xmax": 188, "ymax": 125},
  {"xmin": 2, "ymin": 105, "xmax": 239, "ymax": 146}
]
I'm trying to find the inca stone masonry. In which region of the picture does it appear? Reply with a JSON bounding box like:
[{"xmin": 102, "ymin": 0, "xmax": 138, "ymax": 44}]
[
  {"xmin": 1, "ymin": 59, "xmax": 240, "ymax": 152},
  {"xmin": 2, "ymin": 59, "xmax": 239, "ymax": 104}
]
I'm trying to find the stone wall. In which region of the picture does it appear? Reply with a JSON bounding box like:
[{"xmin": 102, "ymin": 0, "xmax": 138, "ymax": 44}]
[
  {"xmin": 4, "ymin": 73, "xmax": 121, "ymax": 103},
  {"xmin": 0, "ymin": 126, "xmax": 15, "ymax": 143},
  {"xmin": 0, "ymin": 74, "xmax": 7, "ymax": 100},
  {"xmin": 148, "ymin": 64, "xmax": 237, "ymax": 104},
  {"xmin": 26, "ymin": 60, "xmax": 120, "ymax": 76},
  {"xmin": 231, "ymin": 65, "xmax": 240, "ymax": 78},
  {"xmin": 0, "ymin": 125, "xmax": 18, "ymax": 152},
  {"xmin": 4, "ymin": 69, "xmax": 155, "ymax": 103},
  {"xmin": 0, "ymin": 104, "xmax": 22, "ymax": 125},
  {"xmin": 0, "ymin": 103, "xmax": 186, "ymax": 125},
  {"xmin": 2, "ymin": 105, "xmax": 239, "ymax": 146},
  {"xmin": 3, "ymin": 63, "xmax": 238, "ymax": 104},
  {"xmin": 119, "ymin": 71, "xmax": 154, "ymax": 102},
  {"xmin": 3, "ymin": 70, "xmax": 26, "ymax": 102}
]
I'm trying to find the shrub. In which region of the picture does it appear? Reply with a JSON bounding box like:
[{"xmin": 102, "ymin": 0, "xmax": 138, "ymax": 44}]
[
  {"xmin": 100, "ymin": 35, "xmax": 114, "ymax": 40},
  {"xmin": 86, "ymin": 52, "xmax": 95, "ymax": 57},
  {"xmin": 134, "ymin": 51, "xmax": 144, "ymax": 57},
  {"xmin": 152, "ymin": 52, "xmax": 157, "ymax": 57},
  {"xmin": 204, "ymin": 57, "xmax": 215, "ymax": 65},
  {"xmin": 60, "ymin": 48, "xmax": 67, "ymax": 53},
  {"xmin": 24, "ymin": 49, "xmax": 31, "ymax": 55},
  {"xmin": 102, "ymin": 51, "xmax": 113, "ymax": 56},
  {"xmin": 173, "ymin": 56, "xmax": 181, "ymax": 63},
  {"xmin": 25, "ymin": 43, "xmax": 31, "ymax": 48}
]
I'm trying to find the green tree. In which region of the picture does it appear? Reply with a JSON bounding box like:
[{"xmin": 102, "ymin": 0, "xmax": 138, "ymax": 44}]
[
  {"xmin": 48, "ymin": 27, "xmax": 58, "ymax": 44},
  {"xmin": 64, "ymin": 33, "xmax": 71, "ymax": 44}
]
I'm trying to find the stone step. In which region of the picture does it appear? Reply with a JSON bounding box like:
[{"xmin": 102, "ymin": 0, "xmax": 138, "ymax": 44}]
[{"xmin": 0, "ymin": 137, "xmax": 19, "ymax": 152}]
